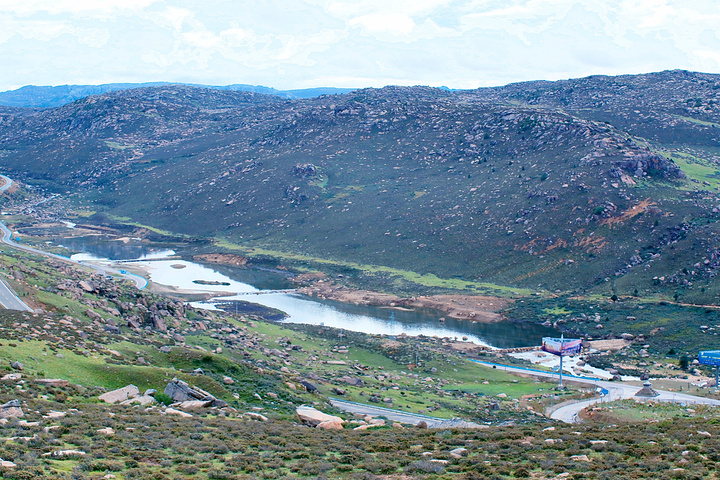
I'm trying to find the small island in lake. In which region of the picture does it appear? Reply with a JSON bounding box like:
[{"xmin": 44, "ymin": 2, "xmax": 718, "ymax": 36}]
[{"xmin": 193, "ymin": 279, "xmax": 231, "ymax": 286}]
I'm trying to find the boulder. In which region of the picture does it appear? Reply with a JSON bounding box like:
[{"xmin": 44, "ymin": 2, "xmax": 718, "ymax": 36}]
[
  {"xmin": 178, "ymin": 400, "xmax": 214, "ymax": 410},
  {"xmin": 120, "ymin": 395, "xmax": 156, "ymax": 406},
  {"xmin": 164, "ymin": 408, "xmax": 193, "ymax": 418},
  {"xmin": 78, "ymin": 281, "xmax": 96, "ymax": 292},
  {"xmin": 0, "ymin": 400, "xmax": 23, "ymax": 419},
  {"xmin": 85, "ymin": 309, "xmax": 103, "ymax": 322},
  {"xmin": 296, "ymin": 406, "xmax": 344, "ymax": 427},
  {"xmin": 43, "ymin": 411, "xmax": 67, "ymax": 419},
  {"xmin": 317, "ymin": 420, "xmax": 344, "ymax": 430},
  {"xmin": 99, "ymin": 385, "xmax": 140, "ymax": 404},
  {"xmin": 244, "ymin": 412, "xmax": 269, "ymax": 422},
  {"xmin": 339, "ymin": 376, "xmax": 363, "ymax": 386},
  {"xmin": 450, "ymin": 447, "xmax": 468, "ymax": 458},
  {"xmin": 35, "ymin": 379, "xmax": 69, "ymax": 387},
  {"xmin": 164, "ymin": 378, "xmax": 215, "ymax": 402},
  {"xmin": 1, "ymin": 373, "xmax": 21, "ymax": 381},
  {"xmin": 300, "ymin": 381, "xmax": 317, "ymax": 393}
]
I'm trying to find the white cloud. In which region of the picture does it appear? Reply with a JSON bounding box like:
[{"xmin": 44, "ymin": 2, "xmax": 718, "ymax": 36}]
[
  {"xmin": 349, "ymin": 13, "xmax": 415, "ymax": 35},
  {"xmin": 2, "ymin": 0, "xmax": 159, "ymax": 16},
  {"xmin": 0, "ymin": 0, "xmax": 719, "ymax": 91}
]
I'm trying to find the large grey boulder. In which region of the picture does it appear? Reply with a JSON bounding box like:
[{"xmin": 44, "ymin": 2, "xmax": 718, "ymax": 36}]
[
  {"xmin": 99, "ymin": 385, "xmax": 140, "ymax": 404},
  {"xmin": 0, "ymin": 400, "xmax": 24, "ymax": 419},
  {"xmin": 164, "ymin": 378, "xmax": 215, "ymax": 402}
]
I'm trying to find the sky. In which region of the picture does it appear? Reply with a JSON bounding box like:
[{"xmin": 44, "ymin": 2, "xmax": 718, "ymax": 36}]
[{"xmin": 1, "ymin": 0, "xmax": 720, "ymax": 92}]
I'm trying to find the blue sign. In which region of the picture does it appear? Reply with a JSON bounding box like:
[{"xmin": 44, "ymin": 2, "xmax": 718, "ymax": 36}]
[{"xmin": 699, "ymin": 350, "xmax": 720, "ymax": 366}]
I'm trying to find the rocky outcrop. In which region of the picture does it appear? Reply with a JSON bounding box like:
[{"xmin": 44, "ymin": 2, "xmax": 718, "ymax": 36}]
[
  {"xmin": 617, "ymin": 151, "xmax": 685, "ymax": 179},
  {"xmin": 164, "ymin": 378, "xmax": 215, "ymax": 403}
]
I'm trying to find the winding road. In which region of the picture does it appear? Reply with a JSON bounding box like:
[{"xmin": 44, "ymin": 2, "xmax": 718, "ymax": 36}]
[
  {"xmin": 0, "ymin": 175, "xmax": 34, "ymax": 311},
  {"xmin": 0, "ymin": 173, "xmax": 147, "ymax": 290},
  {"xmin": 472, "ymin": 360, "xmax": 720, "ymax": 423},
  {"xmin": 0, "ymin": 220, "xmax": 148, "ymax": 290},
  {"xmin": 329, "ymin": 398, "xmax": 480, "ymax": 428},
  {"xmin": 0, "ymin": 174, "xmax": 13, "ymax": 194}
]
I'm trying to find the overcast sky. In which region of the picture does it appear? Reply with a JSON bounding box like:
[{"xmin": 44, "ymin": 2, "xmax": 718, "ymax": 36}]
[{"xmin": 1, "ymin": 0, "xmax": 719, "ymax": 92}]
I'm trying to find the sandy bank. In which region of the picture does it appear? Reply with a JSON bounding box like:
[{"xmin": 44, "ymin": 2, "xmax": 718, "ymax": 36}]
[{"xmin": 296, "ymin": 281, "xmax": 510, "ymax": 323}]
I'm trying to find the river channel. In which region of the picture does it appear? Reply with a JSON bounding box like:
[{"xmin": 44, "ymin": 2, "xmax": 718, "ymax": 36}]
[{"xmin": 54, "ymin": 235, "xmax": 558, "ymax": 349}]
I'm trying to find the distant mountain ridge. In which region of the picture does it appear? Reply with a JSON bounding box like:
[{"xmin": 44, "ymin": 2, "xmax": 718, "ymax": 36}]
[{"xmin": 0, "ymin": 83, "xmax": 357, "ymax": 108}]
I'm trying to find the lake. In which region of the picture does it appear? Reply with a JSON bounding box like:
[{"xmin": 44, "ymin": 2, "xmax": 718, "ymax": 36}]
[{"xmin": 58, "ymin": 235, "xmax": 558, "ymax": 348}]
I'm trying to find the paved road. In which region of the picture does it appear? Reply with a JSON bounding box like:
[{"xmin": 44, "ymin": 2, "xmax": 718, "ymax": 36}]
[
  {"xmin": 0, "ymin": 277, "xmax": 33, "ymax": 312},
  {"xmin": 0, "ymin": 221, "xmax": 148, "ymax": 290},
  {"xmin": 0, "ymin": 175, "xmax": 12, "ymax": 193},
  {"xmin": 330, "ymin": 398, "xmax": 464, "ymax": 427},
  {"xmin": 0, "ymin": 175, "xmax": 34, "ymax": 311},
  {"xmin": 472, "ymin": 360, "xmax": 720, "ymax": 423}
]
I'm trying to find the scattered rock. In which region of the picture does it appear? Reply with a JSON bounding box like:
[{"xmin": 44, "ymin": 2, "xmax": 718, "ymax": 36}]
[
  {"xmin": 450, "ymin": 447, "xmax": 468, "ymax": 458},
  {"xmin": 44, "ymin": 450, "xmax": 86, "ymax": 458},
  {"xmin": 43, "ymin": 411, "xmax": 67, "ymax": 419},
  {"xmin": 244, "ymin": 412, "xmax": 269, "ymax": 422}
]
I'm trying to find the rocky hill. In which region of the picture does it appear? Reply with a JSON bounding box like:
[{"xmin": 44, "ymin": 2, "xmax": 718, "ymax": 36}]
[{"xmin": 2, "ymin": 71, "xmax": 720, "ymax": 302}]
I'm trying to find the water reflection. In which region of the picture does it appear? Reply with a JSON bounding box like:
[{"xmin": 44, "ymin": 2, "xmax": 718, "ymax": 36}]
[
  {"xmin": 60, "ymin": 236, "xmax": 173, "ymax": 261},
  {"xmin": 208, "ymin": 293, "xmax": 558, "ymax": 349}
]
